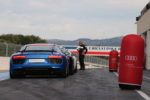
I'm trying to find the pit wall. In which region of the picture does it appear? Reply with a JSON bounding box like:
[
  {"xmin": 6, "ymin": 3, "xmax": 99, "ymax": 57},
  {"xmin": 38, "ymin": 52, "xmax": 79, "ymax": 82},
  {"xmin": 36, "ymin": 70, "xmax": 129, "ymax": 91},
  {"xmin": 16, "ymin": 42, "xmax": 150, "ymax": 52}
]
[{"xmin": 0, "ymin": 57, "xmax": 10, "ymax": 71}]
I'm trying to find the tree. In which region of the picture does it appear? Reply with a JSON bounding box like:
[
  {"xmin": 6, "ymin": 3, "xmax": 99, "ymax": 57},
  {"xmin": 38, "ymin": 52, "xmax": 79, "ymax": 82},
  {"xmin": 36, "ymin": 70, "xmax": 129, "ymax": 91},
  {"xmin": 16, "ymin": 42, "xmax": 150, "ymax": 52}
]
[{"xmin": 0, "ymin": 34, "xmax": 47, "ymax": 45}]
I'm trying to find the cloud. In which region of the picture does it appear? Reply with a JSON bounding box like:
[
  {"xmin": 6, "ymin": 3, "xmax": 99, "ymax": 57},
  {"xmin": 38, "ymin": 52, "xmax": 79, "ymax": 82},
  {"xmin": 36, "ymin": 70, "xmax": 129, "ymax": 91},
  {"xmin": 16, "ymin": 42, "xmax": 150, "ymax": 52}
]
[{"xmin": 0, "ymin": 0, "xmax": 149, "ymax": 40}]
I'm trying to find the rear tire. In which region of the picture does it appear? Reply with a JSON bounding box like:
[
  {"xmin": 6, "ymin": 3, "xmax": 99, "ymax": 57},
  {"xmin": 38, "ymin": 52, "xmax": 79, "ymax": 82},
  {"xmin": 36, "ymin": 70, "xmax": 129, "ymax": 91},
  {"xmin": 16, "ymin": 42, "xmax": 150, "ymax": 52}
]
[
  {"xmin": 69, "ymin": 57, "xmax": 74, "ymax": 75},
  {"xmin": 74, "ymin": 64, "xmax": 77, "ymax": 73},
  {"xmin": 10, "ymin": 72, "xmax": 25, "ymax": 79},
  {"xmin": 62, "ymin": 66, "xmax": 69, "ymax": 78},
  {"xmin": 10, "ymin": 72, "xmax": 17, "ymax": 79}
]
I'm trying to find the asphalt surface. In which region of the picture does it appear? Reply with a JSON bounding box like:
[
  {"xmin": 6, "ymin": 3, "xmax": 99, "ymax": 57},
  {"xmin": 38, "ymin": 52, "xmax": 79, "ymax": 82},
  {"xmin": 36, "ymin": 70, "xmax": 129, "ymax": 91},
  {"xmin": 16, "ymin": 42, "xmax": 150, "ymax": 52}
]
[{"xmin": 0, "ymin": 66, "xmax": 150, "ymax": 100}]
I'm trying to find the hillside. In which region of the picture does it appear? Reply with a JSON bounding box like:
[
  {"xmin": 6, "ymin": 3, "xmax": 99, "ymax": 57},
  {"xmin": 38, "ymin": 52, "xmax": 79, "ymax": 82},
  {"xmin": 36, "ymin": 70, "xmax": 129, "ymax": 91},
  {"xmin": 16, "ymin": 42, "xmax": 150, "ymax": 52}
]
[{"xmin": 47, "ymin": 37, "xmax": 122, "ymax": 46}]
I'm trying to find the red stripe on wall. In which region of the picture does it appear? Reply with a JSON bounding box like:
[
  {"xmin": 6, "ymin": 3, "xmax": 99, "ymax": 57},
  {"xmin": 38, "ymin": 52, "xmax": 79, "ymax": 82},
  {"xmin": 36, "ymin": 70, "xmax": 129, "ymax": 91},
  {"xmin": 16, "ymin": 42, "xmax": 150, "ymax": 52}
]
[{"xmin": 71, "ymin": 51, "xmax": 110, "ymax": 55}]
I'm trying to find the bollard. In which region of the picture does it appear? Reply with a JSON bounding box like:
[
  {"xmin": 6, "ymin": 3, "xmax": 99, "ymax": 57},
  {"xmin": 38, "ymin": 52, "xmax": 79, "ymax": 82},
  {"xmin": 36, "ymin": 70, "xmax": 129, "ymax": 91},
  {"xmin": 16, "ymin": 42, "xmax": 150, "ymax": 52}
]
[
  {"xmin": 109, "ymin": 50, "xmax": 119, "ymax": 72},
  {"xmin": 119, "ymin": 34, "xmax": 145, "ymax": 89}
]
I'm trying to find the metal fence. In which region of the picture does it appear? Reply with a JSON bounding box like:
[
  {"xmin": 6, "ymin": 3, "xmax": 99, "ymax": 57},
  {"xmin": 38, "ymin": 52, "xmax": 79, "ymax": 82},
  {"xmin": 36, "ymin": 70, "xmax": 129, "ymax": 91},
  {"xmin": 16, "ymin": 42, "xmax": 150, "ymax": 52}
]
[
  {"xmin": 85, "ymin": 56, "xmax": 108, "ymax": 66},
  {"xmin": 72, "ymin": 54, "xmax": 108, "ymax": 66},
  {"xmin": 0, "ymin": 43, "xmax": 22, "ymax": 57}
]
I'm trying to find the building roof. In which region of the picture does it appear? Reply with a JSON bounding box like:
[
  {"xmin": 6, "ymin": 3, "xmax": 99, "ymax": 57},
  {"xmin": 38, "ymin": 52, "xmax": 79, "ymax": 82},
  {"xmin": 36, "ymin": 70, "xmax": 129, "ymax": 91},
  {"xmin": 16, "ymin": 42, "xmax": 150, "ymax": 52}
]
[{"xmin": 136, "ymin": 1, "xmax": 150, "ymax": 21}]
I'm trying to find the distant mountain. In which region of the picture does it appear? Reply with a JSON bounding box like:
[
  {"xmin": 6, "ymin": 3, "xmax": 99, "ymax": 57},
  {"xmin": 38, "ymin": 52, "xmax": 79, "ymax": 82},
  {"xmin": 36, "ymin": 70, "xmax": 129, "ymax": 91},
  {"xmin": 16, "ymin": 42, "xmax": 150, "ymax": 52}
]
[{"xmin": 47, "ymin": 37, "xmax": 123, "ymax": 46}]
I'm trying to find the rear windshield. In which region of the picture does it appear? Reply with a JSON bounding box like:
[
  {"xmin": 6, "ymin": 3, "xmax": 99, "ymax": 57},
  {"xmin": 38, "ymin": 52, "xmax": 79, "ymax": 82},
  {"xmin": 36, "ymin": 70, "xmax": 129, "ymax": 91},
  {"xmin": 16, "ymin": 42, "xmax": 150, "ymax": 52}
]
[{"xmin": 20, "ymin": 45, "xmax": 61, "ymax": 53}]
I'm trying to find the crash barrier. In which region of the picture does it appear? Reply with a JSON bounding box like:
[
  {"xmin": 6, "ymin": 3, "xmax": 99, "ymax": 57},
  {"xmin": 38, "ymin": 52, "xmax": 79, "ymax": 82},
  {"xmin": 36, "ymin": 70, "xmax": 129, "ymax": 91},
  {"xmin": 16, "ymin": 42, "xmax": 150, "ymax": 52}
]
[
  {"xmin": 119, "ymin": 34, "xmax": 145, "ymax": 89},
  {"xmin": 0, "ymin": 43, "xmax": 22, "ymax": 56},
  {"xmin": 109, "ymin": 50, "xmax": 119, "ymax": 72},
  {"xmin": 0, "ymin": 57, "xmax": 10, "ymax": 71}
]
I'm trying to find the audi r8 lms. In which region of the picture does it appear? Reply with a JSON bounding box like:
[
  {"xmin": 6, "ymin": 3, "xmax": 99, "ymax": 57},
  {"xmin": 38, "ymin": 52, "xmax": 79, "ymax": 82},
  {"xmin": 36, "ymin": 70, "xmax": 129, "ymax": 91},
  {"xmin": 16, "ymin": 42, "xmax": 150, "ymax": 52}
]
[{"xmin": 9, "ymin": 44, "xmax": 70, "ymax": 78}]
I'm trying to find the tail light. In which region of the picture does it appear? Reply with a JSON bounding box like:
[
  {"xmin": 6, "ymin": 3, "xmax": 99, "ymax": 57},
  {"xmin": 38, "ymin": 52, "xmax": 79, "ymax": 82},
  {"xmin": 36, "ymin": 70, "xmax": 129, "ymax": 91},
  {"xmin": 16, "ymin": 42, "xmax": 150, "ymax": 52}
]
[
  {"xmin": 12, "ymin": 56, "xmax": 26, "ymax": 64},
  {"xmin": 48, "ymin": 55, "xmax": 62, "ymax": 64},
  {"xmin": 48, "ymin": 56, "xmax": 62, "ymax": 59},
  {"xmin": 12, "ymin": 56, "xmax": 26, "ymax": 59}
]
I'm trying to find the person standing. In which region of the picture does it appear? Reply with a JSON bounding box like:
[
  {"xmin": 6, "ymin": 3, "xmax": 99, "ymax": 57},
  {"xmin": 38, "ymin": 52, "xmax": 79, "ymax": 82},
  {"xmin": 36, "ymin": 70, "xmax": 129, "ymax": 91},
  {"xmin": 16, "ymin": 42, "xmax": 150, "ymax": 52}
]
[{"xmin": 77, "ymin": 41, "xmax": 88, "ymax": 70}]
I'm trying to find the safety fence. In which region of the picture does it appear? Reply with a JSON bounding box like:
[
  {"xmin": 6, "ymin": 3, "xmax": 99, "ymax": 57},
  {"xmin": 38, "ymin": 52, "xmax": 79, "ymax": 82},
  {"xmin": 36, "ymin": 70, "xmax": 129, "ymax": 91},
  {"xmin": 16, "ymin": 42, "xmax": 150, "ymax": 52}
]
[
  {"xmin": 0, "ymin": 43, "xmax": 22, "ymax": 57},
  {"xmin": 85, "ymin": 56, "xmax": 108, "ymax": 66},
  {"xmin": 72, "ymin": 54, "xmax": 108, "ymax": 66}
]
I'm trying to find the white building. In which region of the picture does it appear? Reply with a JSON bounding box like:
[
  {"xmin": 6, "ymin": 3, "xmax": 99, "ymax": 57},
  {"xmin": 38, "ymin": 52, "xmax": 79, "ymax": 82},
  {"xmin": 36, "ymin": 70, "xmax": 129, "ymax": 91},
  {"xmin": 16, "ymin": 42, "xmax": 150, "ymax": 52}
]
[{"xmin": 136, "ymin": 2, "xmax": 150, "ymax": 70}]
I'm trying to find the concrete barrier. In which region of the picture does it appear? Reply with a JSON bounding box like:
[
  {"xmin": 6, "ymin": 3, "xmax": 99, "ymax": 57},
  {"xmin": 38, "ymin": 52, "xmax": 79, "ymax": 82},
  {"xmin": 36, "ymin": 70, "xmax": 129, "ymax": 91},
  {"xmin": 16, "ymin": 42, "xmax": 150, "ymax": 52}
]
[{"xmin": 0, "ymin": 57, "xmax": 10, "ymax": 71}]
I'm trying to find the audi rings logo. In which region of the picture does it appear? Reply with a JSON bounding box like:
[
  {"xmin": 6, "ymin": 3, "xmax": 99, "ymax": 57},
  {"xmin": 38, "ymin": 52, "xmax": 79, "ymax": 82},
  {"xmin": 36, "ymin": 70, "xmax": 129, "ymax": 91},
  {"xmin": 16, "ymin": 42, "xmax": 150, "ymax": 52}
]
[
  {"xmin": 125, "ymin": 55, "xmax": 138, "ymax": 61},
  {"xmin": 111, "ymin": 58, "xmax": 117, "ymax": 61}
]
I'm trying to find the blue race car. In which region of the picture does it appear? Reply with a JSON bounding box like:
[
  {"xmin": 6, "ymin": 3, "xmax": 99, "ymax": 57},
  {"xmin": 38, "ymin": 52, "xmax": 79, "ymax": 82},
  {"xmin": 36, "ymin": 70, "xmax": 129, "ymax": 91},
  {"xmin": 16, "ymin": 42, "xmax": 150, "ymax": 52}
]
[{"xmin": 10, "ymin": 44, "xmax": 70, "ymax": 78}]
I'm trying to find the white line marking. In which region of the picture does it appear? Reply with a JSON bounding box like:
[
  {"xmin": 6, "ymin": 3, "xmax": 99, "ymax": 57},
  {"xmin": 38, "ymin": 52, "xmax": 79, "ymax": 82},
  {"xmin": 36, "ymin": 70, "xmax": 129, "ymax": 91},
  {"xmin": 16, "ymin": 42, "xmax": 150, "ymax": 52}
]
[
  {"xmin": 113, "ymin": 72, "xmax": 118, "ymax": 77},
  {"xmin": 0, "ymin": 72, "xmax": 9, "ymax": 81},
  {"xmin": 136, "ymin": 90, "xmax": 150, "ymax": 100},
  {"xmin": 0, "ymin": 78, "xmax": 9, "ymax": 81},
  {"xmin": 143, "ymin": 76, "xmax": 150, "ymax": 80},
  {"xmin": 113, "ymin": 72, "xmax": 150, "ymax": 100}
]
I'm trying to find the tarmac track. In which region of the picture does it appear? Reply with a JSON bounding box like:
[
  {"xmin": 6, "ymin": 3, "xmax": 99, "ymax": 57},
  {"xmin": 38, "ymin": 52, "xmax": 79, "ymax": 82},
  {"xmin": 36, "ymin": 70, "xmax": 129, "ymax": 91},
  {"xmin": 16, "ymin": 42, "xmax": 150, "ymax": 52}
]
[{"xmin": 0, "ymin": 66, "xmax": 149, "ymax": 100}]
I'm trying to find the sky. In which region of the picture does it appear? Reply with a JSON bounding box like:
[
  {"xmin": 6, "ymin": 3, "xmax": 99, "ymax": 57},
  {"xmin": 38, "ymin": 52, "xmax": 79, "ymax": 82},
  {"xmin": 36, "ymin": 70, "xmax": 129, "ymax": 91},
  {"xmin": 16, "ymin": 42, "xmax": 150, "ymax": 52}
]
[{"xmin": 0, "ymin": 0, "xmax": 149, "ymax": 40}]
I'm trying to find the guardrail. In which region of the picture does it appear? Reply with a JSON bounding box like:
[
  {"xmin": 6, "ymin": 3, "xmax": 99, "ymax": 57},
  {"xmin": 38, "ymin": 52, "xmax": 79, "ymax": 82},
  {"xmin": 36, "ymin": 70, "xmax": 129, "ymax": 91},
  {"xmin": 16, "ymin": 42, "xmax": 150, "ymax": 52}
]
[{"xmin": 85, "ymin": 56, "xmax": 108, "ymax": 66}]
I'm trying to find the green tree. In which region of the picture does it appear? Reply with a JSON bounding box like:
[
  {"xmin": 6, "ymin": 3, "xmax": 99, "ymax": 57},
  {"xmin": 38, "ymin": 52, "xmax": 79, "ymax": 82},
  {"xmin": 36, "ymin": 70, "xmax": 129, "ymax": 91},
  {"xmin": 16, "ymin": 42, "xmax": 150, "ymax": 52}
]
[{"xmin": 0, "ymin": 34, "xmax": 47, "ymax": 45}]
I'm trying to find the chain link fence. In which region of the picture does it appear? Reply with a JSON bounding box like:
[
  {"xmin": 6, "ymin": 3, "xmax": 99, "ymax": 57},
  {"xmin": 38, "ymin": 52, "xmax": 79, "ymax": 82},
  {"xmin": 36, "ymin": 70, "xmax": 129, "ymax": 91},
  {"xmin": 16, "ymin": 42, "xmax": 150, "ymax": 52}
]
[{"xmin": 0, "ymin": 43, "xmax": 22, "ymax": 57}]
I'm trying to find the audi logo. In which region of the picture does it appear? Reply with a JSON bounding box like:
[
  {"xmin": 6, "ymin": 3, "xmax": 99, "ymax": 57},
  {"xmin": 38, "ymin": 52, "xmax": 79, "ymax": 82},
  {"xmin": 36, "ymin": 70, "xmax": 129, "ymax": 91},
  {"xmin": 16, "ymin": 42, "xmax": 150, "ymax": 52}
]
[{"xmin": 125, "ymin": 55, "xmax": 138, "ymax": 61}]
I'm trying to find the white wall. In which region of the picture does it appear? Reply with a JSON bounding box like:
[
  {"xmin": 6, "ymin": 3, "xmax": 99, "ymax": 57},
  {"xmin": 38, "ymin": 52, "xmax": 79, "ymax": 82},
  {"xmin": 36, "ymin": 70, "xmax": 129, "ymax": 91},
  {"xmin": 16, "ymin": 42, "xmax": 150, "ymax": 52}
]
[
  {"xmin": 145, "ymin": 31, "xmax": 150, "ymax": 70},
  {"xmin": 137, "ymin": 10, "xmax": 150, "ymax": 35},
  {"xmin": 0, "ymin": 57, "xmax": 10, "ymax": 70}
]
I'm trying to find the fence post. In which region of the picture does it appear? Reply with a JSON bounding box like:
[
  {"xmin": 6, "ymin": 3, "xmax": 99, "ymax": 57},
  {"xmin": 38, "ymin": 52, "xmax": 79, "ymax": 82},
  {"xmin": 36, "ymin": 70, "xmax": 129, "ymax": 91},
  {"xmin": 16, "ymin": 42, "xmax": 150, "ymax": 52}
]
[{"xmin": 4, "ymin": 42, "xmax": 8, "ymax": 56}]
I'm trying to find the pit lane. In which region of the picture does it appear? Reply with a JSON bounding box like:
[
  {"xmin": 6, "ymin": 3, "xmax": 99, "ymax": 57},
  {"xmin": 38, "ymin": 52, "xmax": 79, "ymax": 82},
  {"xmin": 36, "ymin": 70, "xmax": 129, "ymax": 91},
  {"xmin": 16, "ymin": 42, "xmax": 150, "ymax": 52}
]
[{"xmin": 0, "ymin": 64, "xmax": 150, "ymax": 100}]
